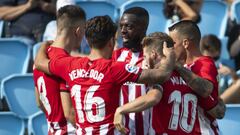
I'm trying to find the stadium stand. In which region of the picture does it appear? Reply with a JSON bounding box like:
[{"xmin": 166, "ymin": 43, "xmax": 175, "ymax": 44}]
[
  {"xmin": 0, "ymin": 0, "xmax": 239, "ymax": 134},
  {"xmin": 28, "ymin": 111, "xmax": 48, "ymax": 135},
  {"xmin": 1, "ymin": 74, "xmax": 40, "ymax": 119},
  {"xmin": 0, "ymin": 112, "xmax": 25, "ymax": 135},
  {"xmin": 0, "ymin": 38, "xmax": 31, "ymax": 81},
  {"xmin": 218, "ymin": 104, "xmax": 240, "ymax": 135},
  {"xmin": 198, "ymin": 0, "xmax": 228, "ymax": 38},
  {"xmin": 76, "ymin": 0, "xmax": 118, "ymax": 21},
  {"xmin": 120, "ymin": 0, "xmax": 168, "ymax": 34}
]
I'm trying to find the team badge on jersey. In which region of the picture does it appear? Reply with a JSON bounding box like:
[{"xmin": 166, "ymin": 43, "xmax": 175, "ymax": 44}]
[{"xmin": 125, "ymin": 64, "xmax": 139, "ymax": 74}]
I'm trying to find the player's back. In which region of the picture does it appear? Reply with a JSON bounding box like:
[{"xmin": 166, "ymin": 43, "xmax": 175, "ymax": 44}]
[
  {"xmin": 33, "ymin": 68, "xmax": 73, "ymax": 134},
  {"xmin": 151, "ymin": 71, "xmax": 201, "ymax": 135},
  {"xmin": 60, "ymin": 57, "xmax": 141, "ymax": 134}
]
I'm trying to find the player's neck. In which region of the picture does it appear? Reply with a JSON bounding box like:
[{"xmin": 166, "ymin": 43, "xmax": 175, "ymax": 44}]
[
  {"xmin": 54, "ymin": 35, "xmax": 75, "ymax": 53},
  {"xmin": 185, "ymin": 50, "xmax": 202, "ymax": 64},
  {"xmin": 88, "ymin": 49, "xmax": 110, "ymax": 61}
]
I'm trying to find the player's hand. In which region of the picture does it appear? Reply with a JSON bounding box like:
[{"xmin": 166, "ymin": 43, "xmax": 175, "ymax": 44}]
[
  {"xmin": 162, "ymin": 41, "xmax": 176, "ymax": 62},
  {"xmin": 114, "ymin": 107, "xmax": 128, "ymax": 135},
  {"xmin": 218, "ymin": 63, "xmax": 234, "ymax": 76},
  {"xmin": 38, "ymin": 40, "xmax": 53, "ymax": 54},
  {"xmin": 42, "ymin": 40, "xmax": 54, "ymax": 47}
]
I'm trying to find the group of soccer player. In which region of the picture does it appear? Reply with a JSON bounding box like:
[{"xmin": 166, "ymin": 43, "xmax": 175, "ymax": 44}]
[{"xmin": 33, "ymin": 4, "xmax": 226, "ymax": 135}]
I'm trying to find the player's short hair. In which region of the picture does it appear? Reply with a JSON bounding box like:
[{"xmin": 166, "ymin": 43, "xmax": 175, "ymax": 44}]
[
  {"xmin": 123, "ymin": 7, "xmax": 149, "ymax": 31},
  {"xmin": 85, "ymin": 15, "xmax": 117, "ymax": 49},
  {"xmin": 142, "ymin": 32, "xmax": 174, "ymax": 55},
  {"xmin": 57, "ymin": 5, "xmax": 86, "ymax": 29},
  {"xmin": 168, "ymin": 20, "xmax": 201, "ymax": 45},
  {"xmin": 200, "ymin": 34, "xmax": 221, "ymax": 53}
]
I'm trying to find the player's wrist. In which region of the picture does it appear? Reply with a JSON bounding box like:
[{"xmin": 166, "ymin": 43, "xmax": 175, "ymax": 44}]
[{"xmin": 116, "ymin": 107, "xmax": 124, "ymax": 115}]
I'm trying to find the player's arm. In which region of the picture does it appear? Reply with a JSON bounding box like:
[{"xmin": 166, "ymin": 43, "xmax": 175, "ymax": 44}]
[
  {"xmin": 34, "ymin": 41, "xmax": 53, "ymax": 75},
  {"xmin": 137, "ymin": 42, "xmax": 175, "ymax": 84},
  {"xmin": 207, "ymin": 98, "xmax": 226, "ymax": 119},
  {"xmin": 175, "ymin": 64, "xmax": 213, "ymax": 98},
  {"xmin": 114, "ymin": 86, "xmax": 162, "ymax": 134},
  {"xmin": 220, "ymin": 79, "xmax": 240, "ymax": 103},
  {"xmin": 60, "ymin": 91, "xmax": 76, "ymax": 127},
  {"xmin": 34, "ymin": 87, "xmax": 45, "ymax": 111}
]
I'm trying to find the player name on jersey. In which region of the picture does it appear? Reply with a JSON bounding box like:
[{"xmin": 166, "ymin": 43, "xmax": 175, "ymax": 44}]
[
  {"xmin": 170, "ymin": 76, "xmax": 187, "ymax": 86},
  {"xmin": 69, "ymin": 69, "xmax": 104, "ymax": 82}
]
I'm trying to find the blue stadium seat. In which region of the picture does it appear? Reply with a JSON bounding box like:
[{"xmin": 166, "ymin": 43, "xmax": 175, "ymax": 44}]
[
  {"xmin": 0, "ymin": 38, "xmax": 31, "ymax": 81},
  {"xmin": 0, "ymin": 112, "xmax": 25, "ymax": 135},
  {"xmin": 218, "ymin": 104, "xmax": 240, "ymax": 135},
  {"xmin": 198, "ymin": 0, "xmax": 228, "ymax": 38},
  {"xmin": 0, "ymin": 20, "xmax": 3, "ymax": 37},
  {"xmin": 120, "ymin": 0, "xmax": 168, "ymax": 34},
  {"xmin": 76, "ymin": 0, "xmax": 118, "ymax": 21},
  {"xmin": 32, "ymin": 42, "xmax": 42, "ymax": 60},
  {"xmin": 28, "ymin": 111, "xmax": 48, "ymax": 135},
  {"xmin": 231, "ymin": 0, "xmax": 240, "ymax": 23},
  {"xmin": 1, "ymin": 74, "xmax": 40, "ymax": 119}
]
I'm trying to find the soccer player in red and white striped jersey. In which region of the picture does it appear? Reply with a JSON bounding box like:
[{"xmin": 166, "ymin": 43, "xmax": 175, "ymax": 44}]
[
  {"xmin": 112, "ymin": 7, "xmax": 150, "ymax": 135},
  {"xmin": 168, "ymin": 20, "xmax": 226, "ymax": 135},
  {"xmin": 34, "ymin": 58, "xmax": 75, "ymax": 135},
  {"xmin": 35, "ymin": 16, "xmax": 175, "ymax": 135},
  {"xmin": 114, "ymin": 30, "xmax": 225, "ymax": 135},
  {"xmin": 33, "ymin": 5, "xmax": 87, "ymax": 134},
  {"xmin": 114, "ymin": 32, "xmax": 203, "ymax": 135}
]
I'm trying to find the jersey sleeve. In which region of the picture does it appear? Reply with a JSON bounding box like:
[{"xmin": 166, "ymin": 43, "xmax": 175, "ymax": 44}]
[
  {"xmin": 49, "ymin": 56, "xmax": 74, "ymax": 81},
  {"xmin": 59, "ymin": 79, "xmax": 69, "ymax": 92},
  {"xmin": 194, "ymin": 59, "xmax": 219, "ymax": 110},
  {"xmin": 110, "ymin": 62, "xmax": 142, "ymax": 85},
  {"xmin": 194, "ymin": 58, "xmax": 218, "ymax": 84}
]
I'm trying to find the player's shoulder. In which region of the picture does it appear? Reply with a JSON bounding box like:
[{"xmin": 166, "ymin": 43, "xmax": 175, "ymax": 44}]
[
  {"xmin": 114, "ymin": 47, "xmax": 130, "ymax": 52},
  {"xmin": 112, "ymin": 47, "xmax": 130, "ymax": 56},
  {"xmin": 47, "ymin": 46, "xmax": 70, "ymax": 59},
  {"xmin": 197, "ymin": 56, "xmax": 215, "ymax": 64}
]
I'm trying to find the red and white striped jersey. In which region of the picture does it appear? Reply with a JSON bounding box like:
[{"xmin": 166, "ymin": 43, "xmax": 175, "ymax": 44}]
[
  {"xmin": 149, "ymin": 56, "xmax": 219, "ymax": 135},
  {"xmin": 150, "ymin": 71, "xmax": 203, "ymax": 135},
  {"xmin": 185, "ymin": 56, "xmax": 220, "ymax": 135},
  {"xmin": 33, "ymin": 46, "xmax": 75, "ymax": 135},
  {"xmin": 112, "ymin": 47, "xmax": 150, "ymax": 135},
  {"xmin": 48, "ymin": 47, "xmax": 142, "ymax": 135}
]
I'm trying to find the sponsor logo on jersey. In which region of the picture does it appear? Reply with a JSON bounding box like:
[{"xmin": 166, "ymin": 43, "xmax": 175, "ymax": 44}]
[{"xmin": 125, "ymin": 64, "xmax": 139, "ymax": 74}]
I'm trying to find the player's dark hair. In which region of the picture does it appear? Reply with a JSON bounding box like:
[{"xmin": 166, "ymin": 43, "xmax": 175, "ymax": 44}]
[
  {"xmin": 57, "ymin": 5, "xmax": 86, "ymax": 28},
  {"xmin": 85, "ymin": 15, "xmax": 117, "ymax": 49},
  {"xmin": 200, "ymin": 34, "xmax": 221, "ymax": 53},
  {"xmin": 123, "ymin": 7, "xmax": 149, "ymax": 31},
  {"xmin": 168, "ymin": 20, "xmax": 201, "ymax": 45},
  {"xmin": 142, "ymin": 32, "xmax": 174, "ymax": 55}
]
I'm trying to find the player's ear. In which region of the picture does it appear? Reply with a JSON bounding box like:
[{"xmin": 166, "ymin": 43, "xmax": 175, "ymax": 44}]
[
  {"xmin": 151, "ymin": 49, "xmax": 157, "ymax": 59},
  {"xmin": 75, "ymin": 27, "xmax": 84, "ymax": 38},
  {"xmin": 182, "ymin": 38, "xmax": 189, "ymax": 49}
]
